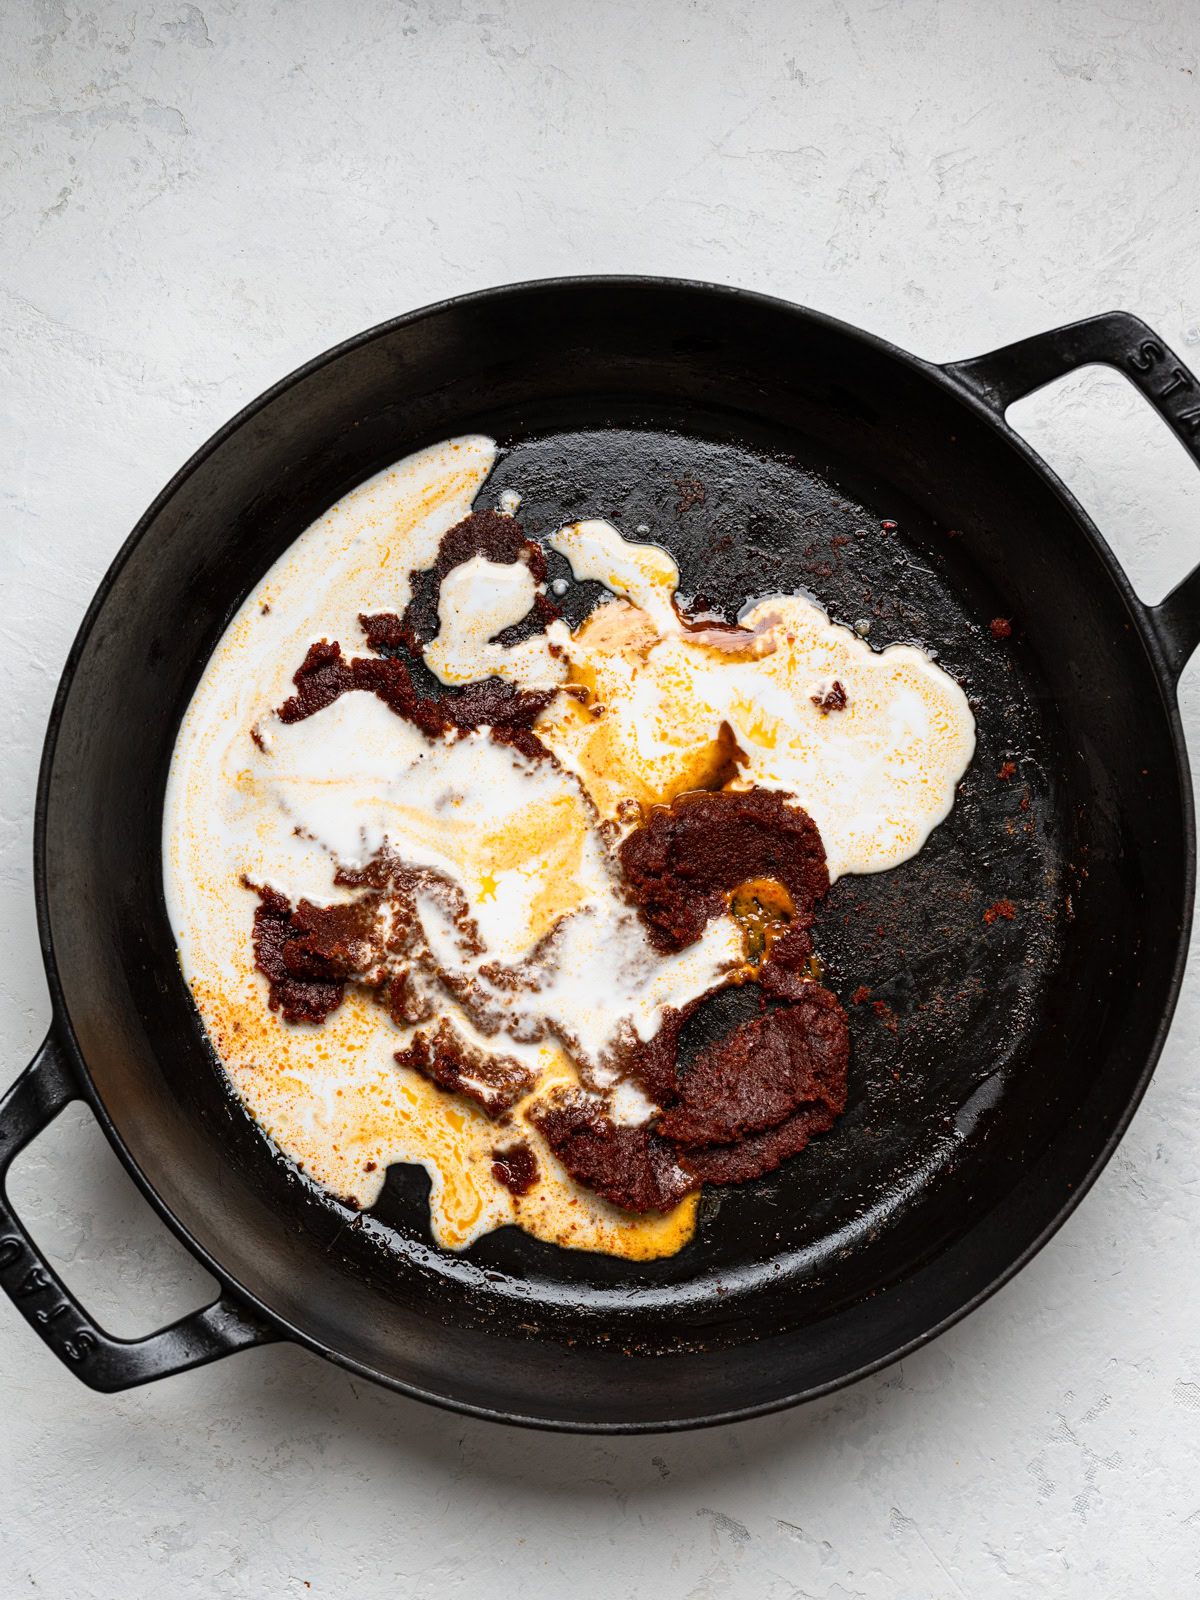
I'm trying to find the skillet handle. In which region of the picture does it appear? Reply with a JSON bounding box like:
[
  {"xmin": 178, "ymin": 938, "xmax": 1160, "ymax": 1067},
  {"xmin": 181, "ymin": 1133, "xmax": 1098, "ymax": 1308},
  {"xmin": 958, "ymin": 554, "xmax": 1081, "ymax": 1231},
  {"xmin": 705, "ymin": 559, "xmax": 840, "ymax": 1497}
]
[
  {"xmin": 945, "ymin": 310, "xmax": 1200, "ymax": 680},
  {"xmin": 0, "ymin": 1032, "xmax": 279, "ymax": 1391}
]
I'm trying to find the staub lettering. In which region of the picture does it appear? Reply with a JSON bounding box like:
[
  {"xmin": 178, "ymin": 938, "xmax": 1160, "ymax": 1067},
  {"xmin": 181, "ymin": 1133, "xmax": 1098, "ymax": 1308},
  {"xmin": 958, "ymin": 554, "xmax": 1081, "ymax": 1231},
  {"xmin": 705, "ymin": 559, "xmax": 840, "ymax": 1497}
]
[
  {"xmin": 1160, "ymin": 367, "xmax": 1194, "ymax": 399},
  {"xmin": 1123, "ymin": 340, "xmax": 1200, "ymax": 435},
  {"xmin": 1130, "ymin": 338, "xmax": 1165, "ymax": 373},
  {"xmin": 62, "ymin": 1329, "xmax": 97, "ymax": 1363},
  {"xmin": 0, "ymin": 1228, "xmax": 98, "ymax": 1361}
]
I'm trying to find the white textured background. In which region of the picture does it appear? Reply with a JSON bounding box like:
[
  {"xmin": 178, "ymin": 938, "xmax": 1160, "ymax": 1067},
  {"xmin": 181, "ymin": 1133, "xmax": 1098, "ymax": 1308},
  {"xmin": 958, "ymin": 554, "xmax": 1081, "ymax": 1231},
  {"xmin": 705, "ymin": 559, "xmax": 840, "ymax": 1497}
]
[{"xmin": 3, "ymin": 3, "xmax": 1200, "ymax": 1595}]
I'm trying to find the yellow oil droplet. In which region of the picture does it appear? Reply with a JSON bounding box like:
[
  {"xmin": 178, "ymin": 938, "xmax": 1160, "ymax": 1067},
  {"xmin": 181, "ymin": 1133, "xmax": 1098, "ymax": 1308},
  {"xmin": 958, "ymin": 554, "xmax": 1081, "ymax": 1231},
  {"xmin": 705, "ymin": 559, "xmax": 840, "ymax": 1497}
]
[{"xmin": 728, "ymin": 877, "xmax": 796, "ymax": 964}]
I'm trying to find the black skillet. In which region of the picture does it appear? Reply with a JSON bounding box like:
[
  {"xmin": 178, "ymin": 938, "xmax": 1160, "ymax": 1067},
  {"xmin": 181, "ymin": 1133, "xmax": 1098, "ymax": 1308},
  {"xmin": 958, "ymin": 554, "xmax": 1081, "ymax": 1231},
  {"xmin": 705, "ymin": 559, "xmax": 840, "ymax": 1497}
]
[{"xmin": 2, "ymin": 279, "xmax": 1199, "ymax": 1432}]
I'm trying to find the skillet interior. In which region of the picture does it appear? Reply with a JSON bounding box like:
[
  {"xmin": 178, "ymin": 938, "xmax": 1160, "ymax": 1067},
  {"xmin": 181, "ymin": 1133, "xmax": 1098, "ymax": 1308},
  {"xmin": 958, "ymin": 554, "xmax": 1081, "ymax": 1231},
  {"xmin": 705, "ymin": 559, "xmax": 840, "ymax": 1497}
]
[{"xmin": 39, "ymin": 282, "xmax": 1187, "ymax": 1428}]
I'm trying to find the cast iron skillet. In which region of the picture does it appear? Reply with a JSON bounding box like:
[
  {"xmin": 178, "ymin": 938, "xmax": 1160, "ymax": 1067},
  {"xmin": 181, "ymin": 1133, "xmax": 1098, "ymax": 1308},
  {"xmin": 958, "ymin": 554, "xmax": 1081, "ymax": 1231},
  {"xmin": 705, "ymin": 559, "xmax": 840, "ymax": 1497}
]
[{"xmin": 2, "ymin": 279, "xmax": 1199, "ymax": 1433}]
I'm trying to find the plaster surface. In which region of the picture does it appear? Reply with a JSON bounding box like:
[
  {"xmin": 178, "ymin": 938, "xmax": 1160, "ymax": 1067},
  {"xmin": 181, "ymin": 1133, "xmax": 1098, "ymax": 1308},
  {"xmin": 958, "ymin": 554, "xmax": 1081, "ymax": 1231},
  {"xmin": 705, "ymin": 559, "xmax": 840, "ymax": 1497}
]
[{"xmin": 2, "ymin": 3, "xmax": 1200, "ymax": 1595}]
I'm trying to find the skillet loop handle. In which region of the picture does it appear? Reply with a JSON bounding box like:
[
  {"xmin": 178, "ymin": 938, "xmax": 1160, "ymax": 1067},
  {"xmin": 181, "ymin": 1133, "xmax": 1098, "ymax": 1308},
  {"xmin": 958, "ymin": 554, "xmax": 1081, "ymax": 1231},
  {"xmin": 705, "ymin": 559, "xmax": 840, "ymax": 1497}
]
[
  {"xmin": 0, "ymin": 1033, "xmax": 278, "ymax": 1391},
  {"xmin": 944, "ymin": 310, "xmax": 1200, "ymax": 681}
]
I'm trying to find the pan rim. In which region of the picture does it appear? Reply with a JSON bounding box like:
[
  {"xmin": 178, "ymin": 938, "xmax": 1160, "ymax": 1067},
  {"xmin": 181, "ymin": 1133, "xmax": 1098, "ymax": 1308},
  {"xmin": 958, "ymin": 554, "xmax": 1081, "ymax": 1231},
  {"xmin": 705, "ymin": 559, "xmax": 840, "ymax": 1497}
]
[{"xmin": 29, "ymin": 275, "xmax": 1197, "ymax": 1431}]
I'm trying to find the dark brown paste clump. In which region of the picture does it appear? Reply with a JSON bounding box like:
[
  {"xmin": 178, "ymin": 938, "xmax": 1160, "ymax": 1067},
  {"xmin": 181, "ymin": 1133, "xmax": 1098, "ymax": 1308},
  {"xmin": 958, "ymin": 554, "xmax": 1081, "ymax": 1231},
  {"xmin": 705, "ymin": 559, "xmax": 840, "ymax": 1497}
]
[
  {"xmin": 528, "ymin": 983, "xmax": 849, "ymax": 1208},
  {"xmin": 394, "ymin": 1018, "xmax": 535, "ymax": 1117},
  {"xmin": 810, "ymin": 680, "xmax": 847, "ymax": 714},
  {"xmin": 756, "ymin": 919, "xmax": 820, "ymax": 1000},
  {"xmin": 248, "ymin": 856, "xmax": 486, "ymax": 1030},
  {"xmin": 618, "ymin": 787, "xmax": 830, "ymax": 953},
  {"xmin": 680, "ymin": 1096, "xmax": 843, "ymax": 1185},
  {"xmin": 539, "ymin": 984, "xmax": 848, "ymax": 1209},
  {"xmin": 527, "ymin": 1094, "xmax": 697, "ymax": 1213},
  {"xmin": 491, "ymin": 1141, "xmax": 539, "ymax": 1195},
  {"xmin": 358, "ymin": 612, "xmax": 407, "ymax": 653},
  {"xmin": 386, "ymin": 510, "xmax": 560, "ymax": 655},
  {"xmin": 659, "ymin": 986, "xmax": 848, "ymax": 1150},
  {"xmin": 273, "ymin": 514, "xmax": 567, "ymax": 750},
  {"xmin": 249, "ymin": 884, "xmax": 359, "ymax": 1024},
  {"xmin": 276, "ymin": 638, "xmax": 556, "ymax": 754},
  {"xmin": 602, "ymin": 1001, "xmax": 701, "ymax": 1110}
]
